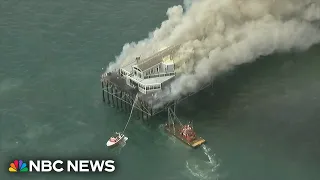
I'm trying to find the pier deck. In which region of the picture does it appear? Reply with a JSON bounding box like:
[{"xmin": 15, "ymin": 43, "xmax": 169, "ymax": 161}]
[
  {"xmin": 101, "ymin": 71, "xmax": 214, "ymax": 120},
  {"xmin": 102, "ymin": 72, "xmax": 137, "ymax": 95}
]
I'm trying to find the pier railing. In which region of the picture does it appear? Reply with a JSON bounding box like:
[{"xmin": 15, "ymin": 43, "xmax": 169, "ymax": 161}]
[{"xmin": 144, "ymin": 72, "xmax": 175, "ymax": 79}]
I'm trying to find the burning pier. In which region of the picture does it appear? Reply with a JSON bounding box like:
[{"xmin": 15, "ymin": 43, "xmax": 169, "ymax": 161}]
[{"xmin": 101, "ymin": 45, "xmax": 214, "ymax": 120}]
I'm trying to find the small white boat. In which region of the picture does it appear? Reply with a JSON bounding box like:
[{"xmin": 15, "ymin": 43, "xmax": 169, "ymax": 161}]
[{"xmin": 106, "ymin": 132, "xmax": 125, "ymax": 147}]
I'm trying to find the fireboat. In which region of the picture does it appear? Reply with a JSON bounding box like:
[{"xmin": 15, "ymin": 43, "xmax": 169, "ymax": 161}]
[{"xmin": 164, "ymin": 122, "xmax": 205, "ymax": 148}]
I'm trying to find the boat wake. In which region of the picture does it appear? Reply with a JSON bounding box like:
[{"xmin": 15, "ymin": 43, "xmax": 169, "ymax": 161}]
[
  {"xmin": 185, "ymin": 145, "xmax": 220, "ymax": 180},
  {"xmin": 123, "ymin": 136, "xmax": 129, "ymax": 143}
]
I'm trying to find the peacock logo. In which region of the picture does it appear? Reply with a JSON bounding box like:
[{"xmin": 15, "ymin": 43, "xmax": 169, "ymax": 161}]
[{"xmin": 9, "ymin": 160, "xmax": 29, "ymax": 172}]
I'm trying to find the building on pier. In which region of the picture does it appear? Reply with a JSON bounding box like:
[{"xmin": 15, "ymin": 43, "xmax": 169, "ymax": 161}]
[
  {"xmin": 119, "ymin": 44, "xmax": 180, "ymax": 94},
  {"xmin": 101, "ymin": 44, "xmax": 213, "ymax": 120}
]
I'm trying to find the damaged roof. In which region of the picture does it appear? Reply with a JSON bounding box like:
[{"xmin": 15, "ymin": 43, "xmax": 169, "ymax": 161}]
[{"xmin": 137, "ymin": 45, "xmax": 181, "ymax": 71}]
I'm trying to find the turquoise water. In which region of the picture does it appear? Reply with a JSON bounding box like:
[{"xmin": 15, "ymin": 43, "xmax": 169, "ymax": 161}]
[{"xmin": 1, "ymin": 1, "xmax": 320, "ymax": 180}]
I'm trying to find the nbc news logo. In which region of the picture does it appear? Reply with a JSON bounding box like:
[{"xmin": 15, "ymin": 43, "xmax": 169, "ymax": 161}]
[
  {"xmin": 9, "ymin": 159, "xmax": 116, "ymax": 173},
  {"xmin": 9, "ymin": 160, "xmax": 28, "ymax": 172}
]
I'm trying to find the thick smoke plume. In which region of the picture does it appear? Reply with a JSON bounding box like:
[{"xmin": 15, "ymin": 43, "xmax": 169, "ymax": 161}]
[{"xmin": 106, "ymin": 0, "xmax": 320, "ymax": 108}]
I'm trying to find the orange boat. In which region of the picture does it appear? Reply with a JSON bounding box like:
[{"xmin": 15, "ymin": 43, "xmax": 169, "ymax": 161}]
[{"xmin": 164, "ymin": 121, "xmax": 206, "ymax": 148}]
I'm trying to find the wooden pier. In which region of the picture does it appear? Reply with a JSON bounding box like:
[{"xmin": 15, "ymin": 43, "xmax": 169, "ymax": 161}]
[
  {"xmin": 101, "ymin": 71, "xmax": 210, "ymax": 148},
  {"xmin": 101, "ymin": 72, "xmax": 178, "ymax": 120}
]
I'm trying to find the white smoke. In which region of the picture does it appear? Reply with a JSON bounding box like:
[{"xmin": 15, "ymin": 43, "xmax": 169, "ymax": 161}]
[{"xmin": 106, "ymin": 0, "xmax": 320, "ymax": 107}]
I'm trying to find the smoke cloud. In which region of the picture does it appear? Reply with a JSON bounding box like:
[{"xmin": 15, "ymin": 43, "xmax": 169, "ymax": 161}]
[{"xmin": 106, "ymin": 0, "xmax": 320, "ymax": 108}]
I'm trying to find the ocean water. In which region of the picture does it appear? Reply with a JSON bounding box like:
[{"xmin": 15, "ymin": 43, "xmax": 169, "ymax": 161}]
[{"xmin": 1, "ymin": 0, "xmax": 320, "ymax": 180}]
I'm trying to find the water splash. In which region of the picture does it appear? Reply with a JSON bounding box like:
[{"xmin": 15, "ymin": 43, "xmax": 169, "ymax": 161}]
[{"xmin": 185, "ymin": 145, "xmax": 220, "ymax": 180}]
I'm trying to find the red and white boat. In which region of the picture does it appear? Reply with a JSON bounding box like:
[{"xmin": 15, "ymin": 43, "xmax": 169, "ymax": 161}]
[
  {"xmin": 106, "ymin": 132, "xmax": 125, "ymax": 147},
  {"xmin": 179, "ymin": 124, "xmax": 196, "ymax": 142}
]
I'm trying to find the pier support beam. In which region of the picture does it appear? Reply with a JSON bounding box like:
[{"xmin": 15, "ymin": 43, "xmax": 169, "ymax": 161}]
[
  {"xmin": 124, "ymin": 94, "xmax": 128, "ymax": 112},
  {"xmin": 106, "ymin": 82, "xmax": 110, "ymax": 104},
  {"xmin": 141, "ymin": 108, "xmax": 144, "ymax": 121},
  {"xmin": 111, "ymin": 86, "xmax": 115, "ymax": 107},
  {"xmin": 115, "ymin": 88, "xmax": 119, "ymax": 109},
  {"xmin": 101, "ymin": 82, "xmax": 105, "ymax": 102},
  {"xmin": 120, "ymin": 91, "xmax": 123, "ymax": 110}
]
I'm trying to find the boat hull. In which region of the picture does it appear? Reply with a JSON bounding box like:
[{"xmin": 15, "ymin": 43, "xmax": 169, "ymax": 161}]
[
  {"xmin": 164, "ymin": 123, "xmax": 206, "ymax": 148},
  {"xmin": 106, "ymin": 135, "xmax": 124, "ymax": 147}
]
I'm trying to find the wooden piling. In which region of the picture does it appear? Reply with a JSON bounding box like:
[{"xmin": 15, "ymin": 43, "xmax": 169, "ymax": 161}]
[
  {"xmin": 120, "ymin": 91, "xmax": 123, "ymax": 110},
  {"xmin": 136, "ymin": 99, "xmax": 140, "ymax": 119},
  {"xmin": 101, "ymin": 82, "xmax": 105, "ymax": 102},
  {"xmin": 123, "ymin": 94, "xmax": 127, "ymax": 112},
  {"xmin": 125, "ymin": 94, "xmax": 129, "ymax": 112},
  {"xmin": 115, "ymin": 88, "xmax": 119, "ymax": 109},
  {"xmin": 106, "ymin": 82, "xmax": 110, "ymax": 104},
  {"xmin": 111, "ymin": 86, "xmax": 115, "ymax": 107}
]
